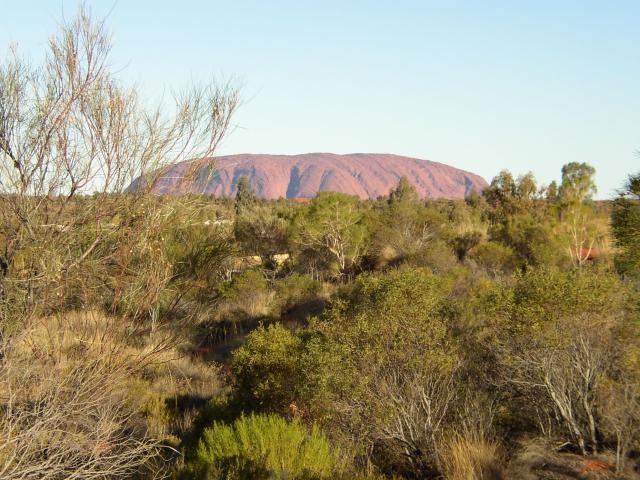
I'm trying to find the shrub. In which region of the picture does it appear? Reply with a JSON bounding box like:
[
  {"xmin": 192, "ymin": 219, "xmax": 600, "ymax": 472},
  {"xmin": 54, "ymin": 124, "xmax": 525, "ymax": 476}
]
[
  {"xmin": 407, "ymin": 239, "xmax": 458, "ymax": 273},
  {"xmin": 217, "ymin": 269, "xmax": 272, "ymax": 319},
  {"xmin": 499, "ymin": 268, "xmax": 633, "ymax": 455},
  {"xmin": 490, "ymin": 213, "xmax": 568, "ymax": 269},
  {"xmin": 303, "ymin": 268, "xmax": 461, "ymax": 473},
  {"xmin": 511, "ymin": 267, "xmax": 625, "ymax": 326},
  {"xmin": 451, "ymin": 231, "xmax": 483, "ymax": 261},
  {"xmin": 234, "ymin": 203, "xmax": 291, "ymax": 264},
  {"xmin": 0, "ymin": 325, "xmax": 164, "ymax": 480},
  {"xmin": 469, "ymin": 241, "xmax": 518, "ymax": 275},
  {"xmin": 232, "ymin": 323, "xmax": 304, "ymax": 413},
  {"xmin": 192, "ymin": 413, "xmax": 338, "ymax": 479}
]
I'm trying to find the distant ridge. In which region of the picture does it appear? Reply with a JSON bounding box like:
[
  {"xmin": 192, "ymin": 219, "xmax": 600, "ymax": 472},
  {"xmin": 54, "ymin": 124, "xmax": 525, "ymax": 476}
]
[{"xmin": 129, "ymin": 153, "xmax": 488, "ymax": 200}]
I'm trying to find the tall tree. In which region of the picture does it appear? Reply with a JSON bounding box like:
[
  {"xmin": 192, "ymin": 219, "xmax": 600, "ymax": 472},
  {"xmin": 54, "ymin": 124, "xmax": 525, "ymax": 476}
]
[
  {"xmin": 559, "ymin": 162, "xmax": 597, "ymax": 205},
  {"xmin": 516, "ymin": 172, "xmax": 538, "ymax": 201},
  {"xmin": 483, "ymin": 170, "xmax": 520, "ymax": 222},
  {"xmin": 611, "ymin": 172, "xmax": 640, "ymax": 277},
  {"xmin": 235, "ymin": 175, "xmax": 256, "ymax": 215},
  {"xmin": 557, "ymin": 163, "xmax": 600, "ymax": 267},
  {"xmin": 546, "ymin": 180, "xmax": 559, "ymax": 201},
  {"xmin": 484, "ymin": 170, "xmax": 516, "ymax": 206},
  {"xmin": 388, "ymin": 176, "xmax": 420, "ymax": 206}
]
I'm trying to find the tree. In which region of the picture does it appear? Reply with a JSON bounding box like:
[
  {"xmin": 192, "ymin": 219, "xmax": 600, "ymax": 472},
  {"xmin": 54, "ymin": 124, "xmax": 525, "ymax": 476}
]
[
  {"xmin": 564, "ymin": 204, "xmax": 605, "ymax": 268},
  {"xmin": 483, "ymin": 170, "xmax": 518, "ymax": 221},
  {"xmin": 485, "ymin": 171, "xmax": 539, "ymax": 217},
  {"xmin": 235, "ymin": 176, "xmax": 256, "ymax": 215},
  {"xmin": 559, "ymin": 162, "xmax": 597, "ymax": 205},
  {"xmin": 554, "ymin": 163, "xmax": 601, "ymax": 268},
  {"xmin": 546, "ymin": 180, "xmax": 559, "ymax": 201},
  {"xmin": 388, "ymin": 176, "xmax": 420, "ymax": 206},
  {"xmin": 516, "ymin": 172, "xmax": 538, "ymax": 202},
  {"xmin": 293, "ymin": 192, "xmax": 367, "ymax": 277},
  {"xmin": 611, "ymin": 172, "xmax": 640, "ymax": 278},
  {"xmin": 370, "ymin": 180, "xmax": 446, "ymax": 266},
  {"xmin": 484, "ymin": 170, "xmax": 516, "ymax": 206}
]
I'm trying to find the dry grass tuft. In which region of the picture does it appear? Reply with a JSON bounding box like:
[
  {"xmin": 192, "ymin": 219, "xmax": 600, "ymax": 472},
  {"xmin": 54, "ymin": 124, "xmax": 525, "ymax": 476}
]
[{"xmin": 440, "ymin": 431, "xmax": 505, "ymax": 480}]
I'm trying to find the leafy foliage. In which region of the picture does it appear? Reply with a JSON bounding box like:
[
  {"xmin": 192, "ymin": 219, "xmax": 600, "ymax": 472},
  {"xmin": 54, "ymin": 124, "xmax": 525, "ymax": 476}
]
[
  {"xmin": 232, "ymin": 323, "xmax": 304, "ymax": 413},
  {"xmin": 190, "ymin": 414, "xmax": 338, "ymax": 480},
  {"xmin": 292, "ymin": 192, "xmax": 368, "ymax": 277}
]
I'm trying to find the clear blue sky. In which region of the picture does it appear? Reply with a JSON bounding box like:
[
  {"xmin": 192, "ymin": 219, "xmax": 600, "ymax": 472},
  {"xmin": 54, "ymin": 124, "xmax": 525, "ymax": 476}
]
[{"xmin": 2, "ymin": 1, "xmax": 639, "ymax": 198}]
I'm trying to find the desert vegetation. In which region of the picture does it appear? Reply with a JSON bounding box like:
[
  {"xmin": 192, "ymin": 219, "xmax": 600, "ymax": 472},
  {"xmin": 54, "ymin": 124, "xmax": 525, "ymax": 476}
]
[{"xmin": 1, "ymin": 7, "xmax": 639, "ymax": 480}]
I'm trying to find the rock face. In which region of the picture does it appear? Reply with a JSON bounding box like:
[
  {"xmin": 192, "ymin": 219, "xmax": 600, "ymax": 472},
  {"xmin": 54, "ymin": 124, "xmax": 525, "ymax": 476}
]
[{"xmin": 130, "ymin": 153, "xmax": 488, "ymax": 199}]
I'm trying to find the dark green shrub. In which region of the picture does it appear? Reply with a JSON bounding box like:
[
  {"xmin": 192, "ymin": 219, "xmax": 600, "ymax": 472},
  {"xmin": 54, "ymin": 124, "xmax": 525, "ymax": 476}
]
[
  {"xmin": 611, "ymin": 172, "xmax": 640, "ymax": 279},
  {"xmin": 231, "ymin": 323, "xmax": 304, "ymax": 413}
]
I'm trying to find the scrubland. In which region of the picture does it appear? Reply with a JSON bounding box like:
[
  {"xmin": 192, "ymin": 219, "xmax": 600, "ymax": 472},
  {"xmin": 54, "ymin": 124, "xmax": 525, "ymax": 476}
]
[{"xmin": 1, "ymin": 6, "xmax": 640, "ymax": 480}]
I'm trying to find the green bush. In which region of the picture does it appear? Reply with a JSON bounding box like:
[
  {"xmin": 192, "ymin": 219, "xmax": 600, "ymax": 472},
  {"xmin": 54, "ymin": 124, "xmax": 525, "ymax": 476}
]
[
  {"xmin": 469, "ymin": 241, "xmax": 518, "ymax": 275},
  {"xmin": 191, "ymin": 413, "xmax": 338, "ymax": 480},
  {"xmin": 232, "ymin": 323, "xmax": 304, "ymax": 413},
  {"xmin": 406, "ymin": 239, "xmax": 458, "ymax": 273},
  {"xmin": 512, "ymin": 267, "xmax": 626, "ymax": 328},
  {"xmin": 489, "ymin": 212, "xmax": 569, "ymax": 269},
  {"xmin": 301, "ymin": 268, "xmax": 460, "ymax": 468},
  {"xmin": 292, "ymin": 192, "xmax": 368, "ymax": 277},
  {"xmin": 217, "ymin": 270, "xmax": 272, "ymax": 319}
]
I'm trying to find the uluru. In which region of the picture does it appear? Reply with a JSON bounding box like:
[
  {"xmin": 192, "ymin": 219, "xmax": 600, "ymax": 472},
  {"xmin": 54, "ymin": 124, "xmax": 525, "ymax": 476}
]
[{"xmin": 129, "ymin": 153, "xmax": 488, "ymax": 199}]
